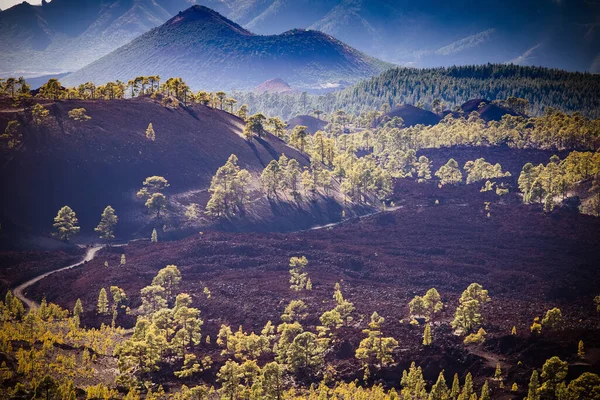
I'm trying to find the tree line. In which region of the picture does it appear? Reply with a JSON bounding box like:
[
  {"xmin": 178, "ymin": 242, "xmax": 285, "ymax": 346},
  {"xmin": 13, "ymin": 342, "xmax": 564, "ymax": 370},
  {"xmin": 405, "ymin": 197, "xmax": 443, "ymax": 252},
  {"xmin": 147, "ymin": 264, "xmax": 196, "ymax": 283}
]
[{"xmin": 232, "ymin": 64, "xmax": 600, "ymax": 120}]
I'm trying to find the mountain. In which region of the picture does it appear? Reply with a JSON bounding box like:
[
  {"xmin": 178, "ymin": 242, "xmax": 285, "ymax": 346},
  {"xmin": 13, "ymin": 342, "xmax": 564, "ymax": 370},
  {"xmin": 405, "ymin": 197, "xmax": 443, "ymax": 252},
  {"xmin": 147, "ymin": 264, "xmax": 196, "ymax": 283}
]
[
  {"xmin": 460, "ymin": 99, "xmax": 522, "ymax": 122},
  {"xmin": 384, "ymin": 105, "xmax": 441, "ymax": 127},
  {"xmin": 0, "ymin": 0, "xmax": 194, "ymax": 76},
  {"xmin": 0, "ymin": 96, "xmax": 366, "ymax": 244},
  {"xmin": 62, "ymin": 6, "xmax": 393, "ymax": 91},
  {"xmin": 287, "ymin": 115, "xmax": 327, "ymax": 134},
  {"xmin": 255, "ymin": 78, "xmax": 296, "ymax": 94},
  {"xmin": 196, "ymin": 0, "xmax": 600, "ymax": 73},
  {"xmin": 2, "ymin": 0, "xmax": 598, "ymax": 76}
]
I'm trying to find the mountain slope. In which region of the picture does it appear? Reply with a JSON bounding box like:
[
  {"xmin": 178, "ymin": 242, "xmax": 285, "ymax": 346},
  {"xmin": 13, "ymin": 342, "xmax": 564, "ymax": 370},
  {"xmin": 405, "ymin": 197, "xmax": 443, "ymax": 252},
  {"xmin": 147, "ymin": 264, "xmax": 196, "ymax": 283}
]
[
  {"xmin": 0, "ymin": 0, "xmax": 194, "ymax": 76},
  {"xmin": 0, "ymin": 96, "xmax": 365, "ymax": 244},
  {"xmin": 63, "ymin": 5, "xmax": 393, "ymax": 91}
]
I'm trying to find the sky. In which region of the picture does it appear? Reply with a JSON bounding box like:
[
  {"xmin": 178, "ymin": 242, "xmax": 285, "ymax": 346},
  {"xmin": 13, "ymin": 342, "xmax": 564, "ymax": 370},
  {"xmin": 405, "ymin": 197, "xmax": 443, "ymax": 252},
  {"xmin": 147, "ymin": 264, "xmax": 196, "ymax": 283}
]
[{"xmin": 0, "ymin": 0, "xmax": 42, "ymax": 9}]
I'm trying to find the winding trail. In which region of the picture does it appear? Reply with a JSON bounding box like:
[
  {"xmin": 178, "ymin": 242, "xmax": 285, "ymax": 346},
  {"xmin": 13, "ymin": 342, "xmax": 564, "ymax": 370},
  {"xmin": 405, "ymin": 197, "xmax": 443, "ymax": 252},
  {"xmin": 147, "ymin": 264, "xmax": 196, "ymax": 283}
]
[
  {"xmin": 13, "ymin": 245, "xmax": 103, "ymax": 310},
  {"xmin": 11, "ymin": 205, "xmax": 405, "ymax": 309}
]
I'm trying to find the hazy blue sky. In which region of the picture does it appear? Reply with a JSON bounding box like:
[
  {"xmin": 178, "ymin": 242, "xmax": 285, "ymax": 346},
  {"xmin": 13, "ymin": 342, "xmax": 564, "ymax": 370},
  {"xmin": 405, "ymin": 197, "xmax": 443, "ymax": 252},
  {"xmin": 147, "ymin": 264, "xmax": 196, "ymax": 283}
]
[{"xmin": 1, "ymin": 0, "xmax": 41, "ymax": 9}]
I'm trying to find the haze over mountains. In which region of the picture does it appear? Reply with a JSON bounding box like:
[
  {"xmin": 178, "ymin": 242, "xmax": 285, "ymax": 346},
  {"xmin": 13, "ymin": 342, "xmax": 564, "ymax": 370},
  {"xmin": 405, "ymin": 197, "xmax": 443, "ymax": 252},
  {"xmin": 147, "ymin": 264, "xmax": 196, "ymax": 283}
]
[
  {"xmin": 1, "ymin": 0, "xmax": 598, "ymax": 78},
  {"xmin": 198, "ymin": 0, "xmax": 600, "ymax": 73}
]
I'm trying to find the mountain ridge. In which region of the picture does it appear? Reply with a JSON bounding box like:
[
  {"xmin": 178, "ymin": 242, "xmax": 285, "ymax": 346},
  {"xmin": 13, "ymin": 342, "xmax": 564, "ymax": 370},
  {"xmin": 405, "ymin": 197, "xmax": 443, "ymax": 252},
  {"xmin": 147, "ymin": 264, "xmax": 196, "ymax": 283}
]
[{"xmin": 62, "ymin": 5, "xmax": 393, "ymax": 91}]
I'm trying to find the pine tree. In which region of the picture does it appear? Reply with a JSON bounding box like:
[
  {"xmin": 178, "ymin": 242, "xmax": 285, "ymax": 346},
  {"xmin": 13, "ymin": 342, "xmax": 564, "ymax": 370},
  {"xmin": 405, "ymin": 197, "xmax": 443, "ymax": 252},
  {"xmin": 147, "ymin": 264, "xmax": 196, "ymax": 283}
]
[
  {"xmin": 435, "ymin": 158, "xmax": 463, "ymax": 186},
  {"xmin": 450, "ymin": 373, "xmax": 461, "ymax": 399},
  {"xmin": 430, "ymin": 371, "xmax": 449, "ymax": 400},
  {"xmin": 289, "ymin": 256, "xmax": 309, "ymax": 291},
  {"xmin": 494, "ymin": 363, "xmax": 502, "ymax": 380},
  {"xmin": 306, "ymin": 278, "xmax": 313, "ymax": 290},
  {"xmin": 120, "ymin": 254, "xmax": 126, "ymax": 265},
  {"xmin": 146, "ymin": 123, "xmax": 156, "ymax": 141},
  {"xmin": 461, "ymin": 373, "xmax": 474, "ymax": 400},
  {"xmin": 52, "ymin": 206, "xmax": 80, "ymax": 241},
  {"xmin": 480, "ymin": 381, "xmax": 491, "ymax": 400},
  {"xmin": 95, "ymin": 206, "xmax": 118, "ymax": 241},
  {"xmin": 151, "ymin": 228, "xmax": 158, "ymax": 243},
  {"xmin": 527, "ymin": 370, "xmax": 540, "ymax": 400},
  {"xmin": 578, "ymin": 340, "xmax": 585, "ymax": 358},
  {"xmin": 74, "ymin": 298, "xmax": 83, "ymax": 316},
  {"xmin": 423, "ymin": 324, "xmax": 432, "ymax": 346},
  {"xmin": 97, "ymin": 288, "xmax": 108, "ymax": 315},
  {"xmin": 512, "ymin": 382, "xmax": 519, "ymax": 392},
  {"xmin": 511, "ymin": 326, "xmax": 517, "ymax": 335}
]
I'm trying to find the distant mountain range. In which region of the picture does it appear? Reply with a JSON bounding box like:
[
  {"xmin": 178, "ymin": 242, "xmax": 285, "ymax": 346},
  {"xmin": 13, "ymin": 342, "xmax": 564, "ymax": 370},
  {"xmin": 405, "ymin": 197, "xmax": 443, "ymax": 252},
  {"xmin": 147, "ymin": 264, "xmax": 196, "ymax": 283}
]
[
  {"xmin": 0, "ymin": 0, "xmax": 199, "ymax": 76},
  {"xmin": 1, "ymin": 0, "xmax": 598, "ymax": 79},
  {"xmin": 62, "ymin": 6, "xmax": 392, "ymax": 91},
  {"xmin": 197, "ymin": 0, "xmax": 600, "ymax": 73}
]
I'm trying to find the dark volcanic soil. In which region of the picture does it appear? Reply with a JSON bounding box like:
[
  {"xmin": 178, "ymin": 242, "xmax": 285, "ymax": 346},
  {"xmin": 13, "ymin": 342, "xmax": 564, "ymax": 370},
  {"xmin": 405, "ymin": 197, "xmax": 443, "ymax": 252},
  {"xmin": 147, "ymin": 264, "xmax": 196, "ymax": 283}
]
[{"xmin": 25, "ymin": 179, "xmax": 600, "ymax": 391}]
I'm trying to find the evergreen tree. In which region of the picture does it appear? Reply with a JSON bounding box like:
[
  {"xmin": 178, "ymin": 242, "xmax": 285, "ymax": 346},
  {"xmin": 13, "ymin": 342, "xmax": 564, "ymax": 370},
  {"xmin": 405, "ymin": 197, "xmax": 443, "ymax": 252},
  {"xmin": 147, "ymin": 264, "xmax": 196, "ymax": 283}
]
[
  {"xmin": 480, "ymin": 381, "xmax": 491, "ymax": 400},
  {"xmin": 541, "ymin": 308, "xmax": 563, "ymax": 330},
  {"xmin": 423, "ymin": 324, "xmax": 432, "ymax": 346},
  {"xmin": 355, "ymin": 312, "xmax": 398, "ymax": 377},
  {"xmin": 262, "ymin": 362, "xmax": 283, "ymax": 400},
  {"xmin": 578, "ymin": 340, "xmax": 585, "ymax": 358},
  {"xmin": 451, "ymin": 283, "xmax": 490, "ymax": 335},
  {"xmin": 289, "ymin": 256, "xmax": 309, "ymax": 291},
  {"xmin": 286, "ymin": 331, "xmax": 324, "ymax": 377},
  {"xmin": 120, "ymin": 254, "xmax": 126, "ymax": 265},
  {"xmin": 73, "ymin": 298, "xmax": 83, "ymax": 322},
  {"xmin": 206, "ymin": 154, "xmax": 251, "ymax": 217},
  {"xmin": 146, "ymin": 193, "xmax": 167, "ymax": 218},
  {"xmin": 31, "ymin": 104, "xmax": 50, "ymax": 126},
  {"xmin": 430, "ymin": 371, "xmax": 449, "ymax": 400},
  {"xmin": 146, "ymin": 123, "xmax": 156, "ymax": 141},
  {"xmin": 151, "ymin": 228, "xmax": 158, "ymax": 243},
  {"xmin": 460, "ymin": 373, "xmax": 474, "ymax": 400},
  {"xmin": 52, "ymin": 206, "xmax": 80, "ymax": 241},
  {"xmin": 95, "ymin": 206, "xmax": 118, "ymax": 241},
  {"xmin": 435, "ymin": 158, "xmax": 463, "ymax": 186},
  {"xmin": 494, "ymin": 363, "xmax": 502, "ymax": 380},
  {"xmin": 450, "ymin": 373, "xmax": 461, "ymax": 399},
  {"xmin": 152, "ymin": 265, "xmax": 182, "ymax": 305},
  {"xmin": 528, "ymin": 370, "xmax": 540, "ymax": 400},
  {"xmin": 243, "ymin": 113, "xmax": 266, "ymax": 140},
  {"xmin": 218, "ymin": 360, "xmax": 241, "ymax": 400},
  {"xmin": 97, "ymin": 288, "xmax": 109, "ymax": 315}
]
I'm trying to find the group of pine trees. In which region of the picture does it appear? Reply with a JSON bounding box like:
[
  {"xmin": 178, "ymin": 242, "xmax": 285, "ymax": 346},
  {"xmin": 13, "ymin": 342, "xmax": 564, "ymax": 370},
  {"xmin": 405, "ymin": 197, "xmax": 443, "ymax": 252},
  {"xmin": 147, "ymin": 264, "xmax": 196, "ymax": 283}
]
[
  {"xmin": 2, "ymin": 244, "xmax": 599, "ymax": 398},
  {"xmin": 51, "ymin": 205, "xmax": 118, "ymax": 242},
  {"xmin": 233, "ymin": 64, "xmax": 600, "ymax": 120},
  {"xmin": 519, "ymin": 152, "xmax": 600, "ymax": 214}
]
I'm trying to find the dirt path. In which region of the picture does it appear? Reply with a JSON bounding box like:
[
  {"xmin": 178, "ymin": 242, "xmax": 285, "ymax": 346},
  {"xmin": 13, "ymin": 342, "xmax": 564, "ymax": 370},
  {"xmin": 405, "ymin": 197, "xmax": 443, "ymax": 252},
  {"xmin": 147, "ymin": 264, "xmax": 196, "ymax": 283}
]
[
  {"xmin": 309, "ymin": 205, "xmax": 402, "ymax": 231},
  {"xmin": 13, "ymin": 245, "xmax": 103, "ymax": 310},
  {"xmin": 469, "ymin": 346, "xmax": 512, "ymax": 371}
]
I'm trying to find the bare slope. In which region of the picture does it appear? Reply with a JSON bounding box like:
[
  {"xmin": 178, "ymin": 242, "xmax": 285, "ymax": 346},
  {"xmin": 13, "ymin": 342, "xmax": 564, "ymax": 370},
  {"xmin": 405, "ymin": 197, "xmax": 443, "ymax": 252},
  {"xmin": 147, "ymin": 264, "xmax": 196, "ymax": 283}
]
[{"xmin": 0, "ymin": 97, "xmax": 365, "ymax": 242}]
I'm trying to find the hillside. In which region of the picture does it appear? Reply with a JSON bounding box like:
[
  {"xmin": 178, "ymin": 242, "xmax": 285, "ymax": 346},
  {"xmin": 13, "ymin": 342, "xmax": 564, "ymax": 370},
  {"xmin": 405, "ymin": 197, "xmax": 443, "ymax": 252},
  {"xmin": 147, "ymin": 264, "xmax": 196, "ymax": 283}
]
[
  {"xmin": 234, "ymin": 64, "xmax": 600, "ymax": 120},
  {"xmin": 287, "ymin": 115, "xmax": 327, "ymax": 134},
  {"xmin": 255, "ymin": 78, "xmax": 296, "ymax": 94},
  {"xmin": 62, "ymin": 6, "xmax": 393, "ymax": 91},
  {"xmin": 0, "ymin": 0, "xmax": 194, "ymax": 76},
  {"xmin": 0, "ymin": 97, "xmax": 368, "ymax": 246},
  {"xmin": 22, "ymin": 146, "xmax": 600, "ymax": 391},
  {"xmin": 384, "ymin": 105, "xmax": 441, "ymax": 127}
]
